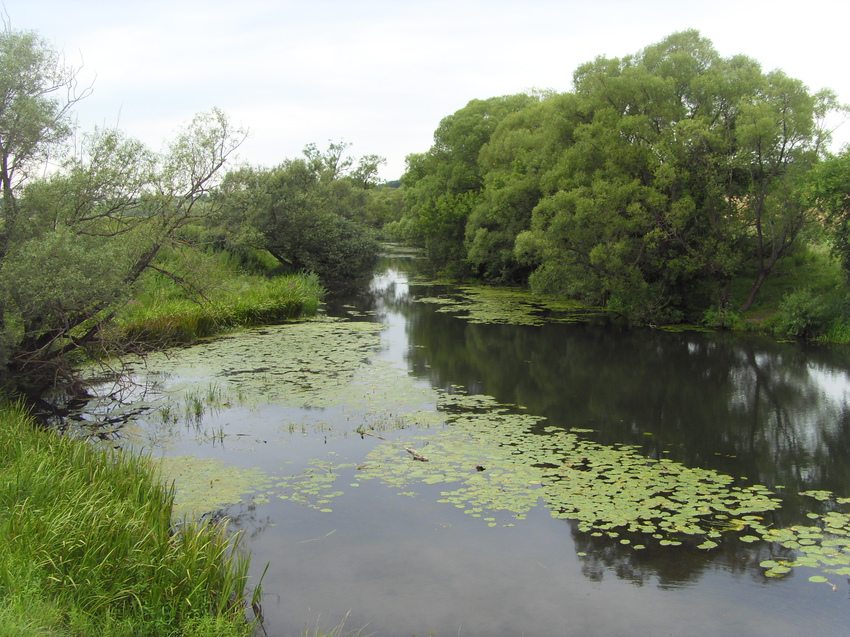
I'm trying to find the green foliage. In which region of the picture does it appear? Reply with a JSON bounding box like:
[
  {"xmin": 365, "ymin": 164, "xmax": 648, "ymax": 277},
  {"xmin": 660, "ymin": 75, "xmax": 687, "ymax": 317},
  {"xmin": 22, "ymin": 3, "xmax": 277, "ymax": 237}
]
[
  {"xmin": 0, "ymin": 95, "xmax": 245, "ymax": 388},
  {"xmin": 0, "ymin": 26, "xmax": 87, "ymax": 223},
  {"xmin": 362, "ymin": 183, "xmax": 404, "ymax": 230},
  {"xmin": 213, "ymin": 143, "xmax": 382, "ymax": 289},
  {"xmin": 401, "ymin": 30, "xmax": 842, "ymax": 323},
  {"xmin": 0, "ymin": 402, "xmax": 255, "ymax": 636},
  {"xmin": 803, "ymin": 149, "xmax": 850, "ymax": 273},
  {"xmin": 399, "ymin": 94, "xmax": 539, "ymax": 270},
  {"xmin": 774, "ymin": 287, "xmax": 849, "ymax": 339}
]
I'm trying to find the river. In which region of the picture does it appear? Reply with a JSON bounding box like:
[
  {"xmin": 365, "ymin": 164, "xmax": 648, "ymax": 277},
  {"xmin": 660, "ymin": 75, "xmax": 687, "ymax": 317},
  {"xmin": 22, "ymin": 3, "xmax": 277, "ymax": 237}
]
[{"xmin": 83, "ymin": 247, "xmax": 850, "ymax": 636}]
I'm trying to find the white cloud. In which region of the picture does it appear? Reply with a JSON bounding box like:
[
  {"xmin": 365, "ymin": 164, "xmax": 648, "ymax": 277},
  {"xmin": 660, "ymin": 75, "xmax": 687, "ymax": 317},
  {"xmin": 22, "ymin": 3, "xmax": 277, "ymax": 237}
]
[{"xmin": 4, "ymin": 0, "xmax": 850, "ymax": 178}]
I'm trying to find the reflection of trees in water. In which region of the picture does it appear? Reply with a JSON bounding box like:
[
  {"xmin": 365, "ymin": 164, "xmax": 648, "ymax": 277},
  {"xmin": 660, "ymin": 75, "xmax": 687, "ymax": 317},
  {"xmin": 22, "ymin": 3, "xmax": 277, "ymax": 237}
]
[
  {"xmin": 330, "ymin": 255, "xmax": 850, "ymax": 587},
  {"xmin": 566, "ymin": 518, "xmax": 795, "ymax": 589},
  {"xmin": 38, "ymin": 371, "xmax": 169, "ymax": 441},
  {"xmin": 208, "ymin": 501, "xmax": 274, "ymax": 541},
  {"xmin": 393, "ymin": 278, "xmax": 850, "ymax": 500},
  {"xmin": 730, "ymin": 344, "xmax": 850, "ymax": 496}
]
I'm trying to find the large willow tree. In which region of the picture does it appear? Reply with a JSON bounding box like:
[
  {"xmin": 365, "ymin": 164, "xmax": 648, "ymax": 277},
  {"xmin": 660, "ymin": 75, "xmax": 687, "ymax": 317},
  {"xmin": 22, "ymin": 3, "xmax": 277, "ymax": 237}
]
[{"xmin": 402, "ymin": 30, "xmax": 840, "ymax": 322}]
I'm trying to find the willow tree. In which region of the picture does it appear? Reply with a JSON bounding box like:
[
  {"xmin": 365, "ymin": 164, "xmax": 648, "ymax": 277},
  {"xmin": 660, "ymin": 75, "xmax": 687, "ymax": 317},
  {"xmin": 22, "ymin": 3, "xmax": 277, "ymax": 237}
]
[
  {"xmin": 0, "ymin": 110, "xmax": 245, "ymax": 388},
  {"xmin": 515, "ymin": 30, "xmax": 838, "ymax": 321},
  {"xmin": 399, "ymin": 94, "xmax": 539, "ymax": 270},
  {"xmin": 0, "ymin": 25, "xmax": 91, "ymax": 255},
  {"xmin": 212, "ymin": 143, "xmax": 381, "ymax": 290}
]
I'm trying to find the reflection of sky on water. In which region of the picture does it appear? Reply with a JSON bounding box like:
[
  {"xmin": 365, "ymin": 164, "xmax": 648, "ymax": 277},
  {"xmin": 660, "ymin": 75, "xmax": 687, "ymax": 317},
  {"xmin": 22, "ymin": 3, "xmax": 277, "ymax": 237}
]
[
  {"xmin": 368, "ymin": 266, "xmax": 422, "ymax": 375},
  {"xmin": 73, "ymin": 254, "xmax": 850, "ymax": 636},
  {"xmin": 808, "ymin": 363, "xmax": 850, "ymax": 405}
]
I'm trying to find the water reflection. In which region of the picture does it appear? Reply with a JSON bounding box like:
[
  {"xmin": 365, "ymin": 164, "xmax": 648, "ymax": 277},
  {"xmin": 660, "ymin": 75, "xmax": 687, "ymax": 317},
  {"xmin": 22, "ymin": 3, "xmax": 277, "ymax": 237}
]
[
  {"xmin": 370, "ymin": 261, "xmax": 850, "ymax": 514},
  {"xmin": 68, "ymin": 249, "xmax": 850, "ymax": 635}
]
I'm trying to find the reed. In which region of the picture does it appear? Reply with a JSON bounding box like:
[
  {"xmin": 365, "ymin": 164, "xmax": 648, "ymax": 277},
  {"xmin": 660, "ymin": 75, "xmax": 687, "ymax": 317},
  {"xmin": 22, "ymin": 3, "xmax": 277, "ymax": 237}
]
[{"xmin": 0, "ymin": 402, "xmax": 257, "ymax": 636}]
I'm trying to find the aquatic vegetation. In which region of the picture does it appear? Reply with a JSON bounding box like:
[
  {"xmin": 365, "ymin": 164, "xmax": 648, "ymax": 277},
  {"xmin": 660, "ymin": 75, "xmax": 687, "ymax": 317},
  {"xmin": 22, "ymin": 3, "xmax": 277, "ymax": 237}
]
[
  {"xmin": 159, "ymin": 456, "xmax": 274, "ymax": 518},
  {"xmin": 356, "ymin": 393, "xmax": 783, "ymax": 541},
  {"xmin": 88, "ymin": 310, "xmax": 850, "ymax": 592},
  {"xmin": 274, "ymin": 458, "xmax": 353, "ymax": 513},
  {"xmin": 125, "ymin": 318, "xmax": 426, "ymax": 413},
  {"xmin": 754, "ymin": 492, "xmax": 850, "ymax": 582},
  {"xmin": 416, "ymin": 285, "xmax": 600, "ymax": 326}
]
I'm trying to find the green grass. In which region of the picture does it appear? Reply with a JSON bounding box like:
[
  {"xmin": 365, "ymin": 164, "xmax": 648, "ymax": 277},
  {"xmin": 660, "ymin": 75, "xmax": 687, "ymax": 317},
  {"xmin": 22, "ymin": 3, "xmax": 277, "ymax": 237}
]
[
  {"xmin": 725, "ymin": 242, "xmax": 850, "ymax": 342},
  {"xmin": 114, "ymin": 248, "xmax": 323, "ymax": 348},
  {"xmin": 0, "ymin": 401, "xmax": 258, "ymax": 637}
]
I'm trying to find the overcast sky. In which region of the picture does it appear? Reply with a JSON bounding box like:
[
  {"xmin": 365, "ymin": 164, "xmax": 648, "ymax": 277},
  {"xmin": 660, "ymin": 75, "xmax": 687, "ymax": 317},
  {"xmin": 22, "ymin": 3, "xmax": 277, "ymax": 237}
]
[{"xmin": 4, "ymin": 0, "xmax": 850, "ymax": 179}]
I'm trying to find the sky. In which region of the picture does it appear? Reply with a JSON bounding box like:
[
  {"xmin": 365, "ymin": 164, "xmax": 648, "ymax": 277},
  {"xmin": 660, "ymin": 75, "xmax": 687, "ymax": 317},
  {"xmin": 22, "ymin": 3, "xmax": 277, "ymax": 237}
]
[{"xmin": 4, "ymin": 0, "xmax": 850, "ymax": 180}]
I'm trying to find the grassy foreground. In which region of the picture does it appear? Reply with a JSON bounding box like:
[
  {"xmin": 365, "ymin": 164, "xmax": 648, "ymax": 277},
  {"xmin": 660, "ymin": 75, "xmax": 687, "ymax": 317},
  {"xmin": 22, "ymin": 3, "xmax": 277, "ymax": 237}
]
[
  {"xmin": 0, "ymin": 250, "xmax": 326, "ymax": 635},
  {"xmin": 0, "ymin": 402, "xmax": 258, "ymax": 637}
]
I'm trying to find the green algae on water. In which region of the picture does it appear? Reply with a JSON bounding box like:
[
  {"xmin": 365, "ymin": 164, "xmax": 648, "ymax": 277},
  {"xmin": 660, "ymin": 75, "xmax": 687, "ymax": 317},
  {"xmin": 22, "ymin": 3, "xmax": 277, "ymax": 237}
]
[
  {"xmin": 416, "ymin": 285, "xmax": 600, "ymax": 326},
  {"xmin": 158, "ymin": 456, "xmax": 273, "ymax": 518}
]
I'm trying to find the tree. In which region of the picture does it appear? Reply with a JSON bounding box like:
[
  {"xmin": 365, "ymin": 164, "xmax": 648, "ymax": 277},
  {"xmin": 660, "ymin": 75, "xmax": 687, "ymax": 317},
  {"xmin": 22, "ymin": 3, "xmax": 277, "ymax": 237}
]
[
  {"xmin": 518, "ymin": 31, "xmax": 741, "ymax": 320},
  {"xmin": 803, "ymin": 149, "xmax": 850, "ymax": 274},
  {"xmin": 465, "ymin": 93, "xmax": 578, "ymax": 283},
  {"xmin": 0, "ymin": 24, "xmax": 92, "ymax": 255},
  {"xmin": 734, "ymin": 75, "xmax": 839, "ymax": 311},
  {"xmin": 399, "ymin": 94, "xmax": 538, "ymax": 270},
  {"xmin": 513, "ymin": 30, "xmax": 837, "ymax": 321},
  {"xmin": 214, "ymin": 143, "xmax": 381, "ymax": 289},
  {"xmin": 0, "ymin": 109, "xmax": 246, "ymax": 389}
]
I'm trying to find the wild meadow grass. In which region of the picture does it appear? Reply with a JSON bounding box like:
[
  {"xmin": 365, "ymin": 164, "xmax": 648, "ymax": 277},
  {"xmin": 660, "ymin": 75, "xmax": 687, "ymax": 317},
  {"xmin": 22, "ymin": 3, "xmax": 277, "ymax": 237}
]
[
  {"xmin": 115, "ymin": 248, "xmax": 323, "ymax": 347},
  {"xmin": 0, "ymin": 402, "xmax": 258, "ymax": 637}
]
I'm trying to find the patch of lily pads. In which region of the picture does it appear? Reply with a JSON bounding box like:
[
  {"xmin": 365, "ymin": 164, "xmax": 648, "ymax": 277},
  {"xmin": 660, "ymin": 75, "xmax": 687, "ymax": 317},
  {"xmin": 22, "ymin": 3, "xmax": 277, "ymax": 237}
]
[
  {"xmin": 354, "ymin": 391, "xmax": 785, "ymax": 545},
  {"xmin": 416, "ymin": 285, "xmax": 601, "ymax": 326},
  {"xmin": 273, "ymin": 456, "xmax": 356, "ymax": 513},
  {"xmin": 158, "ymin": 456, "xmax": 274, "ymax": 518},
  {"xmin": 753, "ymin": 491, "xmax": 850, "ymax": 584}
]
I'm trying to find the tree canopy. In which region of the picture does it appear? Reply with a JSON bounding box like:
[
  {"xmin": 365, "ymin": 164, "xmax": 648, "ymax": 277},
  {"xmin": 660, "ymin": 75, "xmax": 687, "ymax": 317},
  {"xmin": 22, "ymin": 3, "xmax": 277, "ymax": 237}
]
[
  {"xmin": 0, "ymin": 25, "xmax": 247, "ymax": 389},
  {"xmin": 397, "ymin": 30, "xmax": 844, "ymax": 322},
  {"xmin": 212, "ymin": 142, "xmax": 381, "ymax": 289}
]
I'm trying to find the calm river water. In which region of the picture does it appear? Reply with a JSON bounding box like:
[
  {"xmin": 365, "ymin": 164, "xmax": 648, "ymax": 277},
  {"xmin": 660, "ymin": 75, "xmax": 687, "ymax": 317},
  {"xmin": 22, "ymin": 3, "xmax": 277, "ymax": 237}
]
[{"xmin": 90, "ymin": 249, "xmax": 850, "ymax": 636}]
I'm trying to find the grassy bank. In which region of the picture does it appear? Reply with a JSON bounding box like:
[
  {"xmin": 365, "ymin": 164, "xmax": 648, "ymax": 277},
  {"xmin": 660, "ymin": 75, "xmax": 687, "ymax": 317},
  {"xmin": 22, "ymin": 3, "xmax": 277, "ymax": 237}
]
[
  {"xmin": 113, "ymin": 248, "xmax": 324, "ymax": 348},
  {"xmin": 723, "ymin": 243, "xmax": 850, "ymax": 343},
  {"xmin": 0, "ymin": 248, "xmax": 324, "ymax": 635},
  {"xmin": 0, "ymin": 401, "xmax": 257, "ymax": 637}
]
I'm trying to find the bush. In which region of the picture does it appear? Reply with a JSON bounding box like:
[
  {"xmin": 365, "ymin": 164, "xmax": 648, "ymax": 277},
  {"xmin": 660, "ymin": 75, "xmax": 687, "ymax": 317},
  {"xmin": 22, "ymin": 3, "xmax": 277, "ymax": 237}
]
[{"xmin": 774, "ymin": 287, "xmax": 848, "ymax": 339}]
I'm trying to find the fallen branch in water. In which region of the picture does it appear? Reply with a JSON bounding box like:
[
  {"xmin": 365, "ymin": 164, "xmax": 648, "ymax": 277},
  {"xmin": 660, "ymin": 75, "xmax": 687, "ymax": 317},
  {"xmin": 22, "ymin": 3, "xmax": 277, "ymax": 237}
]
[
  {"xmin": 356, "ymin": 426, "xmax": 386, "ymax": 440},
  {"xmin": 405, "ymin": 447, "xmax": 429, "ymax": 462}
]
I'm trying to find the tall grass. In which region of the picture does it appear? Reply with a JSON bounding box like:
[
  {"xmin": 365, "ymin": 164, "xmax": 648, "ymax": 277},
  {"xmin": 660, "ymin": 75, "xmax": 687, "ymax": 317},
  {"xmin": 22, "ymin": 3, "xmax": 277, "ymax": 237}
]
[
  {"xmin": 115, "ymin": 248, "xmax": 323, "ymax": 348},
  {"xmin": 0, "ymin": 402, "xmax": 258, "ymax": 636}
]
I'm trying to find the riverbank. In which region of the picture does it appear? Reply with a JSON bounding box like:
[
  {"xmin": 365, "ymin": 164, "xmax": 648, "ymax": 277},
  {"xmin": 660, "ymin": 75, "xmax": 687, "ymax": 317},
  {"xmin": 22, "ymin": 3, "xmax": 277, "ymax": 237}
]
[
  {"xmin": 0, "ymin": 401, "xmax": 258, "ymax": 637},
  {"xmin": 0, "ymin": 250, "xmax": 325, "ymax": 636},
  {"xmin": 113, "ymin": 250, "xmax": 324, "ymax": 349},
  {"xmin": 712, "ymin": 242, "xmax": 850, "ymax": 343}
]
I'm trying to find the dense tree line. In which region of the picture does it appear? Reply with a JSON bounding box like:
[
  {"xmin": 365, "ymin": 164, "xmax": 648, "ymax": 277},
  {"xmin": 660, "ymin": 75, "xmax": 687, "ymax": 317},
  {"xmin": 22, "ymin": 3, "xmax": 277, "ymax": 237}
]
[{"xmin": 392, "ymin": 30, "xmax": 847, "ymax": 323}]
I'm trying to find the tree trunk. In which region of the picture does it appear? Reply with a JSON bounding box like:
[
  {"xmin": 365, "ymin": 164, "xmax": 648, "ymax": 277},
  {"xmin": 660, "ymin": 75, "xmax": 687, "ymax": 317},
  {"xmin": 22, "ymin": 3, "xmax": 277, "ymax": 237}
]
[{"xmin": 739, "ymin": 268, "xmax": 770, "ymax": 313}]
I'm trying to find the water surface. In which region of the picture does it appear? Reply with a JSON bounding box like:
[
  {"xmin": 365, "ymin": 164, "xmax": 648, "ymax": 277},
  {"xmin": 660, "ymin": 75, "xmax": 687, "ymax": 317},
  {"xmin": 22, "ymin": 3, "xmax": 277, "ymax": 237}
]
[{"xmin": 86, "ymin": 250, "xmax": 850, "ymax": 636}]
